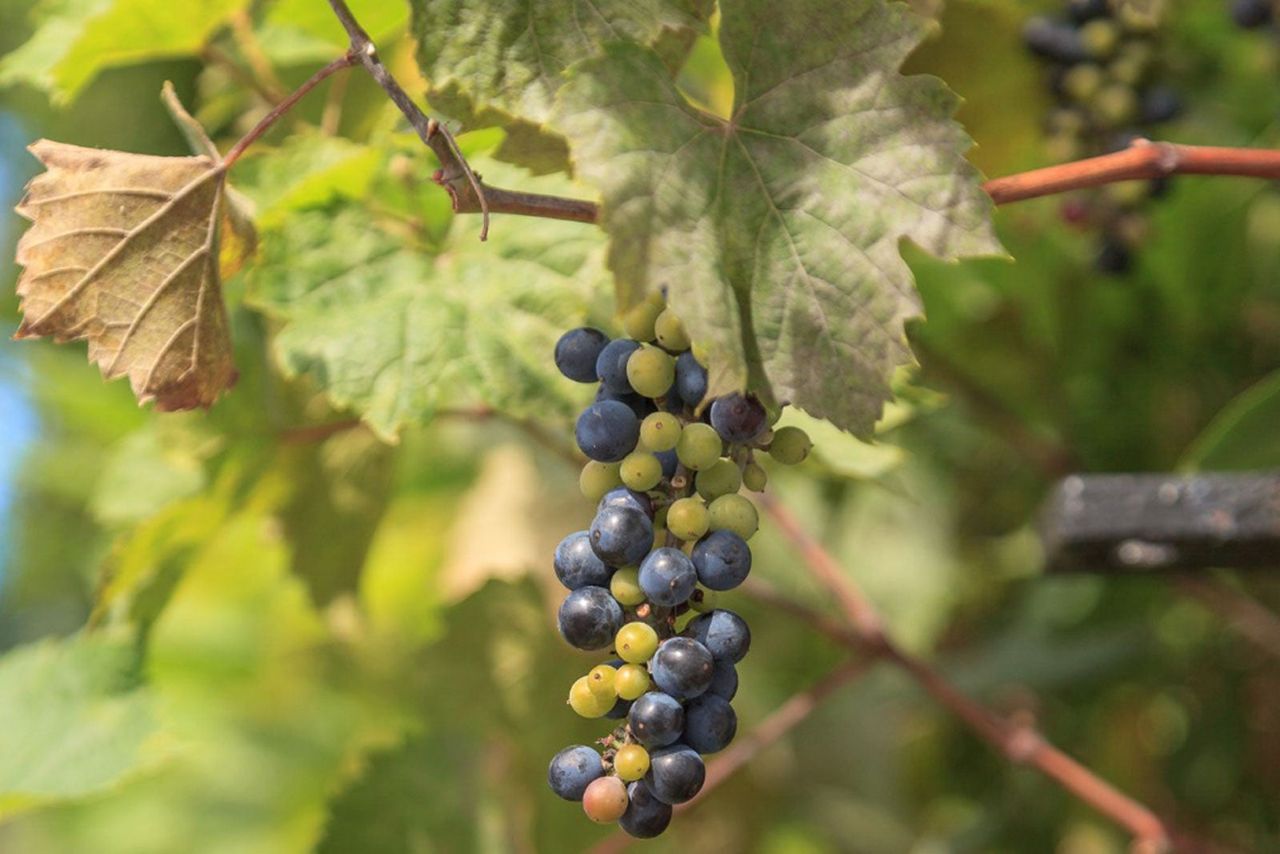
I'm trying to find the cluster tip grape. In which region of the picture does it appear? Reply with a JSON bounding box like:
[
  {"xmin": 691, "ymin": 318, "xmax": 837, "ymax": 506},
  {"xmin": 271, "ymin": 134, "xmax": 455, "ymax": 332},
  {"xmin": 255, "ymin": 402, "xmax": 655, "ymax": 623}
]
[{"xmin": 545, "ymin": 293, "xmax": 812, "ymax": 838}]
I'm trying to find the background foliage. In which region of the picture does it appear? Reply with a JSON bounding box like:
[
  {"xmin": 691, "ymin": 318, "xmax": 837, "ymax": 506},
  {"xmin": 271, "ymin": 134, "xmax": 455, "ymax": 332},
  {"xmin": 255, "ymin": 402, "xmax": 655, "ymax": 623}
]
[{"xmin": 1, "ymin": 0, "xmax": 1278, "ymax": 852}]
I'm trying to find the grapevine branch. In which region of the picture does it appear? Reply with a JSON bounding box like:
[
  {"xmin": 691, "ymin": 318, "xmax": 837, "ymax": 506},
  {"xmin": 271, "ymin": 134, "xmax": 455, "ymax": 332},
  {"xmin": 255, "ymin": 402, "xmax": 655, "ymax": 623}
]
[{"xmin": 756, "ymin": 493, "xmax": 1175, "ymax": 851}]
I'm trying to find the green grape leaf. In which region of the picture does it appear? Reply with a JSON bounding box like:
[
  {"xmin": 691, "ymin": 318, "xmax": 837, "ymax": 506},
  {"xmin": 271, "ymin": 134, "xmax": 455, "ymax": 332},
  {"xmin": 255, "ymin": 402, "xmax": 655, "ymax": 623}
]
[
  {"xmin": 233, "ymin": 132, "xmax": 381, "ymax": 229},
  {"xmin": 555, "ymin": 0, "xmax": 1003, "ymax": 437},
  {"xmin": 1180, "ymin": 370, "xmax": 1280, "ymax": 472},
  {"xmin": 0, "ymin": 0, "xmax": 248, "ymax": 102},
  {"xmin": 247, "ymin": 164, "xmax": 606, "ymax": 441},
  {"xmin": 408, "ymin": 0, "xmax": 710, "ymax": 173},
  {"xmin": 0, "ymin": 631, "xmax": 158, "ymax": 818}
]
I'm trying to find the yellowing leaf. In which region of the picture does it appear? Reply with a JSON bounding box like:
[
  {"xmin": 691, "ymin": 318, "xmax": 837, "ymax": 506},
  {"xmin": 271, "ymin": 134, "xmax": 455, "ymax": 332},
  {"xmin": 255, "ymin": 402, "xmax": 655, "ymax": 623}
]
[{"xmin": 14, "ymin": 140, "xmax": 238, "ymax": 410}]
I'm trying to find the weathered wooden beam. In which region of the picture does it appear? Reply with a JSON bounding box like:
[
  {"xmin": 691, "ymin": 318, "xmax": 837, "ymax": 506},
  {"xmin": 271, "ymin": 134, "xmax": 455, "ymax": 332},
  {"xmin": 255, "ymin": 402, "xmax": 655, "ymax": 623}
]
[{"xmin": 1041, "ymin": 472, "xmax": 1280, "ymax": 572}]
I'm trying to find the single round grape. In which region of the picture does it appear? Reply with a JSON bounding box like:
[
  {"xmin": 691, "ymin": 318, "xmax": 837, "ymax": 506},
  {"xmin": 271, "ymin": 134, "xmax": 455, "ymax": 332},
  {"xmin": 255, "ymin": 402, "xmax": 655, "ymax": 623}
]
[
  {"xmin": 638, "ymin": 547, "xmax": 698, "ymax": 607},
  {"xmin": 684, "ymin": 609, "xmax": 751, "ymax": 662},
  {"xmin": 708, "ymin": 659, "xmax": 738, "ymax": 700},
  {"xmin": 653, "ymin": 309, "xmax": 690, "ymax": 351},
  {"xmin": 626, "ymin": 345, "xmax": 676, "ymax": 398},
  {"xmin": 575, "ymin": 400, "xmax": 640, "ymax": 463},
  {"xmin": 709, "ymin": 393, "xmax": 768, "ymax": 444},
  {"xmin": 675, "ymin": 351, "xmax": 708, "ymax": 408},
  {"xmin": 644, "ymin": 744, "xmax": 705, "ymax": 805},
  {"xmin": 666, "ymin": 497, "xmax": 710, "ymax": 542},
  {"xmin": 693, "ymin": 529, "xmax": 752, "ymax": 590},
  {"xmin": 579, "ymin": 461, "xmax": 622, "ymax": 502},
  {"xmin": 618, "ymin": 780, "xmax": 672, "ymax": 839},
  {"xmin": 1092, "ymin": 84, "xmax": 1137, "ymax": 126},
  {"xmin": 1079, "ymin": 18, "xmax": 1118, "ymax": 59},
  {"xmin": 676, "ymin": 422, "xmax": 723, "ymax": 471},
  {"xmin": 655, "ymin": 449, "xmax": 679, "ymax": 480},
  {"xmin": 1232, "ymin": 0, "xmax": 1273, "ymax": 27},
  {"xmin": 558, "ymin": 587, "xmax": 624, "ymax": 651},
  {"xmin": 683, "ymin": 694, "xmax": 737, "ymax": 753},
  {"xmin": 707, "ymin": 494, "xmax": 759, "ymax": 540},
  {"xmin": 742, "ymin": 460, "xmax": 768, "ymax": 492},
  {"xmin": 615, "ymin": 663, "xmax": 651, "ymax": 700},
  {"xmin": 554, "ymin": 327, "xmax": 610, "ymax": 383},
  {"xmin": 595, "ymin": 338, "xmax": 641, "ymax": 394},
  {"xmin": 622, "ymin": 299, "xmax": 663, "ymax": 341},
  {"xmin": 1141, "ymin": 86, "xmax": 1182, "ymax": 124},
  {"xmin": 1062, "ymin": 63, "xmax": 1104, "ymax": 102},
  {"xmin": 590, "ymin": 505, "xmax": 654, "ymax": 567},
  {"xmin": 768, "ymin": 425, "xmax": 812, "ymax": 465},
  {"xmin": 1021, "ymin": 17, "xmax": 1088, "ymax": 64},
  {"xmin": 569, "ymin": 676, "xmax": 612, "ymax": 718},
  {"xmin": 620, "ymin": 451, "xmax": 663, "ymax": 492},
  {"xmin": 627, "ymin": 692, "xmax": 685, "ymax": 748},
  {"xmin": 587, "ymin": 664, "xmax": 618, "ymax": 700},
  {"xmin": 639, "ymin": 412, "xmax": 682, "ymax": 452},
  {"xmin": 582, "ymin": 775, "xmax": 629, "ymax": 823},
  {"xmin": 614, "ymin": 744, "xmax": 651, "ymax": 781},
  {"xmin": 695, "ymin": 459, "xmax": 742, "ymax": 500},
  {"xmin": 689, "ymin": 586, "xmax": 720, "ymax": 614},
  {"xmin": 615, "ymin": 621, "xmax": 660, "ymax": 664},
  {"xmin": 554, "ymin": 531, "xmax": 613, "ymax": 590},
  {"xmin": 610, "ymin": 568, "xmax": 646, "ymax": 606},
  {"xmin": 598, "ymin": 486, "xmax": 655, "ymax": 520},
  {"xmin": 650, "ymin": 636, "xmax": 715, "ymax": 700},
  {"xmin": 548, "ymin": 745, "xmax": 604, "ymax": 800}
]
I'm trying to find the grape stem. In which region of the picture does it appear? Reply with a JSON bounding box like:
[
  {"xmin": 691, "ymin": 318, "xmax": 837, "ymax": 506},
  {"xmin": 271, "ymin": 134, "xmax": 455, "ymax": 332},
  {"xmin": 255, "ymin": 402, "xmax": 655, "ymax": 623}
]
[{"xmin": 756, "ymin": 492, "xmax": 1179, "ymax": 852}]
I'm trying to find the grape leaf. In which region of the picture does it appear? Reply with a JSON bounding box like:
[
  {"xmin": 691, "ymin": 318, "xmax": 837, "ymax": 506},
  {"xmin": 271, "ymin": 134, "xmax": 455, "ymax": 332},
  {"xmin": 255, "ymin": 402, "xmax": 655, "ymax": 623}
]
[
  {"xmin": 247, "ymin": 177, "xmax": 606, "ymax": 440},
  {"xmin": 1180, "ymin": 369, "xmax": 1280, "ymax": 471},
  {"xmin": 554, "ymin": 0, "xmax": 1003, "ymax": 437},
  {"xmin": 0, "ymin": 630, "xmax": 157, "ymax": 818},
  {"xmin": 408, "ymin": 0, "xmax": 710, "ymax": 173},
  {"xmin": 13, "ymin": 130, "xmax": 242, "ymax": 410},
  {"xmin": 0, "ymin": 0, "xmax": 247, "ymax": 102}
]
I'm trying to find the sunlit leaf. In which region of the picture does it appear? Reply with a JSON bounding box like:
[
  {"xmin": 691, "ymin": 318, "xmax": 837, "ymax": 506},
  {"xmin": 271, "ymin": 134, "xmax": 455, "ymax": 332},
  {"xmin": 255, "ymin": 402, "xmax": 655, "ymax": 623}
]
[{"xmin": 555, "ymin": 0, "xmax": 1003, "ymax": 437}]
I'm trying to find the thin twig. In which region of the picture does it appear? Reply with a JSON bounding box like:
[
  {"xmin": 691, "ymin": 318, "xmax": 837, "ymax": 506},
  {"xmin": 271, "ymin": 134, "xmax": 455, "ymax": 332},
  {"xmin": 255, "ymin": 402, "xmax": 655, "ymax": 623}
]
[
  {"xmin": 200, "ymin": 44, "xmax": 284, "ymax": 106},
  {"xmin": 222, "ymin": 52, "xmax": 357, "ymax": 168},
  {"xmin": 757, "ymin": 492, "xmax": 1174, "ymax": 850},
  {"xmin": 324, "ymin": 0, "xmax": 492, "ymax": 239},
  {"xmin": 589, "ymin": 658, "xmax": 871, "ymax": 854},
  {"xmin": 229, "ymin": 9, "xmax": 290, "ymax": 102}
]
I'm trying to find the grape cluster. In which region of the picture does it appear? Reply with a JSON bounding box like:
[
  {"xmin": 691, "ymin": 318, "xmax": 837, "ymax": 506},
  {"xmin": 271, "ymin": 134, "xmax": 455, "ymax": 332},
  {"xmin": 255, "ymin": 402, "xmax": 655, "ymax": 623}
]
[
  {"xmin": 545, "ymin": 294, "xmax": 813, "ymax": 837},
  {"xmin": 1023, "ymin": 0, "xmax": 1182, "ymax": 273}
]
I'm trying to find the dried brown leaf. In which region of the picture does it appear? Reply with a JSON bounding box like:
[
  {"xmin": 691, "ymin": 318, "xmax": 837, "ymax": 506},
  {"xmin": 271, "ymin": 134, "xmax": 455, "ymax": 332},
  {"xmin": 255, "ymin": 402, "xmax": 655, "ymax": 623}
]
[{"xmin": 13, "ymin": 140, "xmax": 238, "ymax": 410}]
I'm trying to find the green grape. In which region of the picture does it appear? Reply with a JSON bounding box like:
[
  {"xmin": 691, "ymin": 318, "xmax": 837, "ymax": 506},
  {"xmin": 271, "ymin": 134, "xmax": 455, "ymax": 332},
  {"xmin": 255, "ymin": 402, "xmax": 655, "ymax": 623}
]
[
  {"xmin": 626, "ymin": 345, "xmax": 676, "ymax": 398},
  {"xmin": 610, "ymin": 568, "xmax": 646, "ymax": 606},
  {"xmin": 569, "ymin": 676, "xmax": 612, "ymax": 718},
  {"xmin": 580, "ymin": 461, "xmax": 622, "ymax": 501},
  {"xmin": 654, "ymin": 309, "xmax": 691, "ymax": 351},
  {"xmin": 667, "ymin": 497, "xmax": 710, "ymax": 541},
  {"xmin": 1107, "ymin": 55, "xmax": 1146, "ymax": 87},
  {"xmin": 620, "ymin": 451, "xmax": 663, "ymax": 491},
  {"xmin": 639, "ymin": 412, "xmax": 682, "ymax": 452},
  {"xmin": 615, "ymin": 622, "xmax": 659, "ymax": 663},
  {"xmin": 623, "ymin": 299, "xmax": 663, "ymax": 341},
  {"xmin": 615, "ymin": 663, "xmax": 651, "ymax": 700},
  {"xmin": 1080, "ymin": 19, "xmax": 1119, "ymax": 59},
  {"xmin": 587, "ymin": 664, "xmax": 618, "ymax": 701},
  {"xmin": 690, "ymin": 586, "xmax": 719, "ymax": 613},
  {"xmin": 768, "ymin": 426, "xmax": 812, "ymax": 465},
  {"xmin": 743, "ymin": 460, "xmax": 768, "ymax": 492},
  {"xmin": 708, "ymin": 494, "xmax": 759, "ymax": 540},
  {"xmin": 676, "ymin": 423, "xmax": 723, "ymax": 471},
  {"xmin": 614, "ymin": 744, "xmax": 651, "ymax": 781},
  {"xmin": 1063, "ymin": 64, "xmax": 1104, "ymax": 102},
  {"xmin": 1046, "ymin": 107, "xmax": 1087, "ymax": 136},
  {"xmin": 1091, "ymin": 83, "xmax": 1137, "ymax": 126},
  {"xmin": 696, "ymin": 459, "xmax": 743, "ymax": 500}
]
